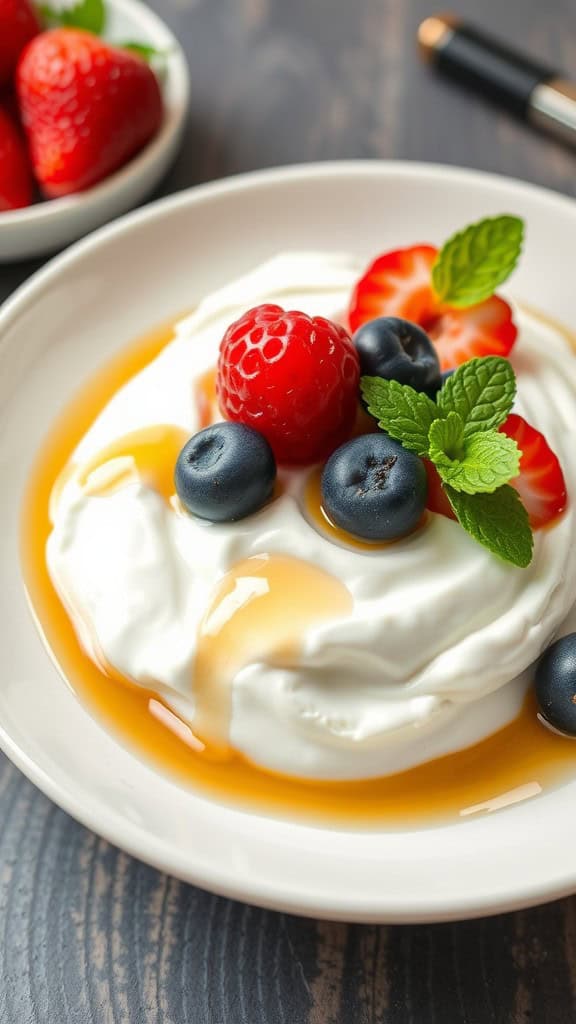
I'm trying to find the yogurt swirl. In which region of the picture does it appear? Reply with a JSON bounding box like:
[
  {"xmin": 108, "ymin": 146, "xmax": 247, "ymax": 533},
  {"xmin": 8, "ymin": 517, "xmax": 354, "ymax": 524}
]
[{"xmin": 47, "ymin": 253, "xmax": 576, "ymax": 780}]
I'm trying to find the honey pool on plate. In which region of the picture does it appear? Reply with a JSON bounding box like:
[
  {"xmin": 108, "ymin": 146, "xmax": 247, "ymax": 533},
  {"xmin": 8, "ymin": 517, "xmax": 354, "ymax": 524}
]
[{"xmin": 21, "ymin": 316, "xmax": 576, "ymax": 828}]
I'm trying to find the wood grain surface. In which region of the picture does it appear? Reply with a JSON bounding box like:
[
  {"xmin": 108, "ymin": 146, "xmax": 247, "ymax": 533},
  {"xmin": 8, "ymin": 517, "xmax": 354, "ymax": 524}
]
[{"xmin": 2, "ymin": 0, "xmax": 576, "ymax": 1020}]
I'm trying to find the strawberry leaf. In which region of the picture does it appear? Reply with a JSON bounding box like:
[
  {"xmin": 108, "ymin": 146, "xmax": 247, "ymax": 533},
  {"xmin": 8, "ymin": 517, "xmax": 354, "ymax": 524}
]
[
  {"xmin": 38, "ymin": 0, "xmax": 106, "ymax": 33},
  {"xmin": 119, "ymin": 41, "xmax": 168, "ymax": 62},
  {"xmin": 432, "ymin": 215, "xmax": 524, "ymax": 309}
]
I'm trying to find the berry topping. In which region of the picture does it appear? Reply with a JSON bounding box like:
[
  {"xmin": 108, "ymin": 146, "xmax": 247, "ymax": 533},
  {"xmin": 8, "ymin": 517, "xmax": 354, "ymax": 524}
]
[
  {"xmin": 17, "ymin": 29, "xmax": 163, "ymax": 198},
  {"xmin": 353, "ymin": 316, "xmax": 441, "ymax": 396},
  {"xmin": 349, "ymin": 216, "xmax": 525, "ymax": 372},
  {"xmin": 535, "ymin": 634, "xmax": 576, "ymax": 737},
  {"xmin": 349, "ymin": 245, "xmax": 517, "ymax": 372},
  {"xmin": 175, "ymin": 422, "xmax": 276, "ymax": 523},
  {"xmin": 321, "ymin": 434, "xmax": 427, "ymax": 542},
  {"xmin": 349, "ymin": 244, "xmax": 437, "ymax": 332},
  {"xmin": 0, "ymin": 104, "xmax": 33, "ymax": 210},
  {"xmin": 361, "ymin": 356, "xmax": 534, "ymax": 567},
  {"xmin": 217, "ymin": 304, "xmax": 360, "ymax": 465},
  {"xmin": 499, "ymin": 413, "xmax": 567, "ymax": 529}
]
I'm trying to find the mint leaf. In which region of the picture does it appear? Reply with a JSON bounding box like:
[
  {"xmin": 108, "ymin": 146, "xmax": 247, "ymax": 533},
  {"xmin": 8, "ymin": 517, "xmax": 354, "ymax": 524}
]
[
  {"xmin": 437, "ymin": 356, "xmax": 516, "ymax": 438},
  {"xmin": 432, "ymin": 215, "xmax": 524, "ymax": 308},
  {"xmin": 434, "ymin": 431, "xmax": 520, "ymax": 494},
  {"xmin": 361, "ymin": 376, "xmax": 440, "ymax": 456},
  {"xmin": 39, "ymin": 0, "xmax": 105, "ymax": 32},
  {"xmin": 445, "ymin": 485, "xmax": 533, "ymax": 568},
  {"xmin": 428, "ymin": 412, "xmax": 465, "ymax": 464}
]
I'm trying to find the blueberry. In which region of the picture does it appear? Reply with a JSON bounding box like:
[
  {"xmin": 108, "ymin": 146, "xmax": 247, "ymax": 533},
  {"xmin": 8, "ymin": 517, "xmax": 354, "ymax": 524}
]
[
  {"xmin": 353, "ymin": 317, "xmax": 441, "ymax": 395},
  {"xmin": 535, "ymin": 633, "xmax": 576, "ymax": 736},
  {"xmin": 175, "ymin": 422, "xmax": 276, "ymax": 522},
  {"xmin": 321, "ymin": 433, "xmax": 427, "ymax": 541}
]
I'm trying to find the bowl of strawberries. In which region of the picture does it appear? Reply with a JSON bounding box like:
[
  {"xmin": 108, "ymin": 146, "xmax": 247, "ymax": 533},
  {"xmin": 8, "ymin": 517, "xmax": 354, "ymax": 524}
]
[{"xmin": 0, "ymin": 0, "xmax": 189, "ymax": 260}]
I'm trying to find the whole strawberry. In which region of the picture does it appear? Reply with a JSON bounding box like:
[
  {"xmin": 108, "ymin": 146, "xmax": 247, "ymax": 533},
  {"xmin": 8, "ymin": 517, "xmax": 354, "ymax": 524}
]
[
  {"xmin": 0, "ymin": 104, "xmax": 33, "ymax": 210},
  {"xmin": 0, "ymin": 0, "xmax": 40, "ymax": 86},
  {"xmin": 17, "ymin": 29, "xmax": 163, "ymax": 197}
]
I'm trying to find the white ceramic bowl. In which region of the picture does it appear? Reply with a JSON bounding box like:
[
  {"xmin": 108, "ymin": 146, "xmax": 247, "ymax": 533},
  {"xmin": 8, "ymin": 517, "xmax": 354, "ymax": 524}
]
[
  {"xmin": 2, "ymin": 162, "xmax": 576, "ymax": 923},
  {"xmin": 0, "ymin": 0, "xmax": 189, "ymax": 262}
]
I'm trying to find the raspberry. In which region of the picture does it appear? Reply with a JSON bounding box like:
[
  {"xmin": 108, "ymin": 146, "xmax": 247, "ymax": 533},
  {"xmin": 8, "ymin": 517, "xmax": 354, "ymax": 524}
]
[{"xmin": 216, "ymin": 304, "xmax": 360, "ymax": 465}]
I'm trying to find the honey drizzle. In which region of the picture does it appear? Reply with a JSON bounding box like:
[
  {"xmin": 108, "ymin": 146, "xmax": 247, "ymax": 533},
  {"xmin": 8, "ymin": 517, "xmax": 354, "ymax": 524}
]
[
  {"xmin": 195, "ymin": 367, "xmax": 218, "ymax": 429},
  {"xmin": 303, "ymin": 467, "xmax": 429, "ymax": 552},
  {"xmin": 76, "ymin": 424, "xmax": 189, "ymax": 503},
  {"xmin": 193, "ymin": 554, "xmax": 352, "ymax": 755},
  {"xmin": 20, "ymin": 313, "xmax": 576, "ymax": 828}
]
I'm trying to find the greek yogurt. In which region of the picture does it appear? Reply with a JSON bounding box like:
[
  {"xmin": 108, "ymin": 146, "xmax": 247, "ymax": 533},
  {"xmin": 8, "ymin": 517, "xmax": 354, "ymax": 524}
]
[{"xmin": 46, "ymin": 253, "xmax": 576, "ymax": 780}]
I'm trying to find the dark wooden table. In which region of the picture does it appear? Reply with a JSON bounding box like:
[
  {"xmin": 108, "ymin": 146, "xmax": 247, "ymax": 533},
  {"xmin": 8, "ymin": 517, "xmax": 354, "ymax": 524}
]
[{"xmin": 2, "ymin": 0, "xmax": 576, "ymax": 1020}]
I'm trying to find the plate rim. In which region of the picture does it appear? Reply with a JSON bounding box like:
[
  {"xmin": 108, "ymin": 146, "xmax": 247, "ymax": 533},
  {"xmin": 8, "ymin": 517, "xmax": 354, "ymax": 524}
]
[
  {"xmin": 4, "ymin": 157, "xmax": 576, "ymax": 281},
  {"xmin": 4, "ymin": 159, "xmax": 576, "ymax": 924}
]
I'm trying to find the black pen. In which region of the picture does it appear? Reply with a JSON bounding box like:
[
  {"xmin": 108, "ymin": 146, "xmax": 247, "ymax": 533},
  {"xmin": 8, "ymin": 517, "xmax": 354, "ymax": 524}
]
[{"xmin": 418, "ymin": 14, "xmax": 576, "ymax": 147}]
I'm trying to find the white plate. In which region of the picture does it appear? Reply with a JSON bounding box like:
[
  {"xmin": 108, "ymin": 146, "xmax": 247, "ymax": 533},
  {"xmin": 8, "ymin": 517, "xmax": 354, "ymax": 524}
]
[
  {"xmin": 2, "ymin": 162, "xmax": 576, "ymax": 923},
  {"xmin": 0, "ymin": 0, "xmax": 189, "ymax": 262}
]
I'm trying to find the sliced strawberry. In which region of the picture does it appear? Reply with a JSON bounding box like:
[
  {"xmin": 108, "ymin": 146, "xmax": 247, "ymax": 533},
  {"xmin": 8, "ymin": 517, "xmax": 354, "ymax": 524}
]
[
  {"xmin": 499, "ymin": 413, "xmax": 567, "ymax": 529},
  {"xmin": 349, "ymin": 245, "xmax": 438, "ymax": 328},
  {"xmin": 348, "ymin": 245, "xmax": 517, "ymax": 372},
  {"xmin": 423, "ymin": 459, "xmax": 456, "ymax": 521},
  {"xmin": 427, "ymin": 294, "xmax": 517, "ymax": 370}
]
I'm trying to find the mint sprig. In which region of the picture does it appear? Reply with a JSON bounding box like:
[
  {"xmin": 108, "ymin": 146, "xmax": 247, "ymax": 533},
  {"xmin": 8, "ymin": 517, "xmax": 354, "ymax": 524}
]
[
  {"xmin": 361, "ymin": 354, "xmax": 533, "ymax": 567},
  {"xmin": 437, "ymin": 356, "xmax": 516, "ymax": 437},
  {"xmin": 428, "ymin": 411, "xmax": 464, "ymax": 463},
  {"xmin": 360, "ymin": 377, "xmax": 438, "ymax": 456},
  {"xmin": 432, "ymin": 427, "xmax": 520, "ymax": 495},
  {"xmin": 358, "ymin": 356, "xmax": 516, "ymax": 468},
  {"xmin": 432, "ymin": 215, "xmax": 524, "ymax": 309},
  {"xmin": 445, "ymin": 485, "xmax": 533, "ymax": 569},
  {"xmin": 39, "ymin": 0, "xmax": 105, "ymax": 32}
]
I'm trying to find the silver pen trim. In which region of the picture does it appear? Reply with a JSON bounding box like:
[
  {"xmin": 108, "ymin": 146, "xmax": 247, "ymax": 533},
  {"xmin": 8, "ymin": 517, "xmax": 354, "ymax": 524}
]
[{"xmin": 530, "ymin": 78, "xmax": 576, "ymax": 145}]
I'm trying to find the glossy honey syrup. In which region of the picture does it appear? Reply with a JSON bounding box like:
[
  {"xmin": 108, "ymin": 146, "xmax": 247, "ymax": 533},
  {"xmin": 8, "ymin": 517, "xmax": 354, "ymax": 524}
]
[{"xmin": 20, "ymin": 316, "xmax": 576, "ymax": 828}]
